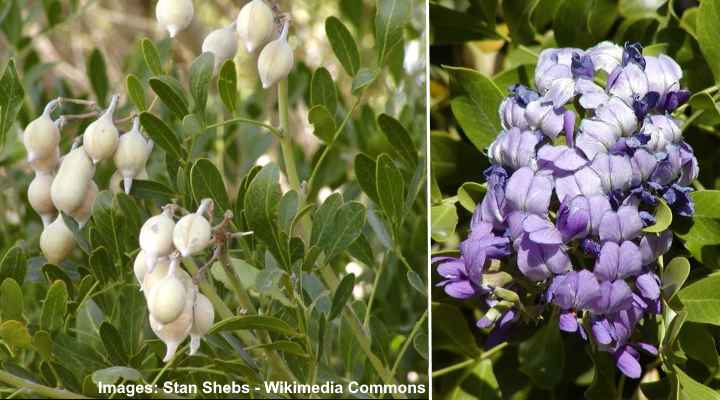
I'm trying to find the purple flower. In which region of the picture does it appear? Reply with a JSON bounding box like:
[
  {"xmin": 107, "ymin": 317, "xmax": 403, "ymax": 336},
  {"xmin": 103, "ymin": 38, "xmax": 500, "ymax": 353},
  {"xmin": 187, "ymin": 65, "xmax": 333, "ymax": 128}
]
[
  {"xmin": 587, "ymin": 41, "xmax": 623, "ymax": 74},
  {"xmin": 608, "ymin": 63, "xmax": 649, "ymax": 105},
  {"xmin": 639, "ymin": 231, "xmax": 673, "ymax": 266},
  {"xmin": 434, "ymin": 256, "xmax": 486, "ymax": 299},
  {"xmin": 522, "ymin": 214, "xmax": 563, "ymax": 245},
  {"xmin": 504, "ymin": 167, "xmax": 554, "ymax": 215},
  {"xmin": 640, "ymin": 115, "xmax": 681, "ymax": 153},
  {"xmin": 595, "ymin": 97, "xmax": 638, "ymax": 136},
  {"xmin": 461, "ymin": 221, "xmax": 511, "ymax": 277},
  {"xmin": 537, "ymin": 144, "xmax": 588, "ymax": 173},
  {"xmin": 635, "ymin": 272, "xmax": 661, "ymax": 300},
  {"xmin": 630, "ymin": 148, "xmax": 658, "ymax": 185},
  {"xmin": 535, "ymin": 48, "xmax": 583, "ymax": 93},
  {"xmin": 615, "ymin": 343, "xmax": 657, "ymax": 379},
  {"xmin": 591, "ymin": 280, "xmax": 634, "ymax": 315},
  {"xmin": 488, "ymin": 128, "xmax": 541, "ymax": 171},
  {"xmin": 590, "ymin": 153, "xmax": 633, "ymax": 194},
  {"xmin": 554, "ymin": 166, "xmax": 604, "ymax": 202},
  {"xmin": 515, "ymin": 234, "xmax": 571, "ymax": 281},
  {"xmin": 572, "ymin": 53, "xmax": 595, "ymax": 79},
  {"xmin": 525, "ymin": 99, "xmax": 566, "ymax": 138},
  {"xmin": 594, "ymin": 241, "xmax": 643, "ymax": 281},
  {"xmin": 622, "ymin": 42, "xmax": 646, "ymax": 69},
  {"xmin": 644, "ymin": 55, "xmax": 682, "ymax": 100},
  {"xmin": 484, "ymin": 309, "xmax": 519, "ymax": 349},
  {"xmin": 598, "ymin": 205, "xmax": 644, "ymax": 242}
]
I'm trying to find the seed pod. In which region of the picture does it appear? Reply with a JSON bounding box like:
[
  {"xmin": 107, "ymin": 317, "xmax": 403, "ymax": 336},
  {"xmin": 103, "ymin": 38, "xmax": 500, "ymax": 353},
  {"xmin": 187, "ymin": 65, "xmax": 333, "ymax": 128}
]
[
  {"xmin": 141, "ymin": 255, "xmax": 192, "ymax": 295},
  {"xmin": 150, "ymin": 308, "xmax": 193, "ymax": 362},
  {"xmin": 69, "ymin": 180, "xmax": 98, "ymax": 227},
  {"xmin": 40, "ymin": 215, "xmax": 75, "ymax": 265},
  {"xmin": 50, "ymin": 146, "xmax": 94, "ymax": 214},
  {"xmin": 23, "ymin": 100, "xmax": 60, "ymax": 163},
  {"xmin": 202, "ymin": 23, "xmax": 239, "ymax": 73},
  {"xmin": 114, "ymin": 117, "xmax": 153, "ymax": 194},
  {"xmin": 257, "ymin": 24, "xmax": 293, "ymax": 89},
  {"xmin": 156, "ymin": 0, "xmax": 194, "ymax": 38},
  {"xmin": 148, "ymin": 259, "xmax": 187, "ymax": 324},
  {"xmin": 83, "ymin": 96, "xmax": 119, "ymax": 163},
  {"xmin": 237, "ymin": 0, "xmax": 275, "ymax": 53},
  {"xmin": 139, "ymin": 206, "xmax": 176, "ymax": 269},
  {"xmin": 110, "ymin": 168, "xmax": 148, "ymax": 194},
  {"xmin": 28, "ymin": 171, "xmax": 56, "ymax": 226},
  {"xmin": 189, "ymin": 293, "xmax": 214, "ymax": 355},
  {"xmin": 30, "ymin": 147, "xmax": 60, "ymax": 173},
  {"xmin": 173, "ymin": 199, "xmax": 212, "ymax": 257}
]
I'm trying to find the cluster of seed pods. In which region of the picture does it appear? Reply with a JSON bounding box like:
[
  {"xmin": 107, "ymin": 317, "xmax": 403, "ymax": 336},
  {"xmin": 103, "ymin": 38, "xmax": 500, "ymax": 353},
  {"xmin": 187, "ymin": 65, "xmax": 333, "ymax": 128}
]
[
  {"xmin": 133, "ymin": 199, "xmax": 215, "ymax": 362},
  {"xmin": 156, "ymin": 0, "xmax": 294, "ymax": 87},
  {"xmin": 23, "ymin": 96, "xmax": 153, "ymax": 265}
]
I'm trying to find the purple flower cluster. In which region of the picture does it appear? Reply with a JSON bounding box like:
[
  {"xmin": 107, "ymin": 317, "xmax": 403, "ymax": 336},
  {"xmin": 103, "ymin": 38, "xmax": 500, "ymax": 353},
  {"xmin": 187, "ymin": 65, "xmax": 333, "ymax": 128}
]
[{"xmin": 435, "ymin": 42, "xmax": 699, "ymax": 378}]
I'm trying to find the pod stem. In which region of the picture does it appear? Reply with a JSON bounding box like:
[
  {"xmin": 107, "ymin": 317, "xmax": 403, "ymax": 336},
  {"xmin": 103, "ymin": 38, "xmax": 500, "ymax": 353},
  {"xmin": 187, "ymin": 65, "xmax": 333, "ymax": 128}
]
[
  {"xmin": 103, "ymin": 95, "xmax": 119, "ymax": 118},
  {"xmin": 43, "ymin": 99, "xmax": 60, "ymax": 116}
]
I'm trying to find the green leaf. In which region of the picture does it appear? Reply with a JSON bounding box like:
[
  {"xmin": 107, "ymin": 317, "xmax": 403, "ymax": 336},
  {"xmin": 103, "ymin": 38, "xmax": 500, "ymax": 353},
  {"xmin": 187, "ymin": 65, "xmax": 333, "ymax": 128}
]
[
  {"xmin": 0, "ymin": 278, "xmax": 22, "ymax": 321},
  {"xmin": 376, "ymin": 154, "xmax": 405, "ymax": 227},
  {"xmin": 585, "ymin": 351, "xmax": 619, "ymax": 400},
  {"xmin": 643, "ymin": 199, "xmax": 672, "ymax": 233},
  {"xmin": 321, "ymin": 202, "xmax": 367, "ymax": 261},
  {"xmin": 278, "ymin": 190, "xmax": 299, "ymax": 233},
  {"xmin": 663, "ymin": 310, "xmax": 688, "ymax": 351},
  {"xmin": 347, "ymin": 234, "xmax": 375, "ymax": 267},
  {"xmin": 619, "ymin": 0, "xmax": 665, "ymax": 18},
  {"xmin": 141, "ymin": 38, "xmax": 164, "ymax": 76},
  {"xmin": 100, "ymin": 322, "xmax": 127, "ymax": 365},
  {"xmin": 518, "ymin": 314, "xmax": 565, "ymax": 388},
  {"xmin": 91, "ymin": 367, "xmax": 142, "ymax": 385},
  {"xmin": 40, "ymin": 280, "xmax": 68, "ymax": 332},
  {"xmin": 329, "ymin": 273, "xmax": 355, "ymax": 320},
  {"xmin": 0, "ymin": 245, "xmax": 26, "ymax": 284},
  {"xmin": 310, "ymin": 68, "xmax": 338, "ymax": 114},
  {"xmin": 406, "ymin": 270, "xmax": 427, "ymax": 296},
  {"xmin": 218, "ymin": 60, "xmax": 238, "ymax": 113},
  {"xmin": 308, "ymin": 105, "xmax": 336, "ymax": 143},
  {"xmin": 33, "ymin": 330, "xmax": 53, "ymax": 360},
  {"xmin": 209, "ymin": 315, "xmax": 299, "ymax": 336},
  {"xmin": 377, "ymin": 114, "xmax": 418, "ymax": 167},
  {"xmin": 457, "ymin": 181, "xmax": 486, "ymax": 212},
  {"xmin": 675, "ymin": 190, "xmax": 720, "ymax": 264},
  {"xmin": 89, "ymin": 246, "xmax": 115, "ymax": 284},
  {"xmin": 352, "ymin": 68, "xmax": 378, "ymax": 93},
  {"xmin": 675, "ymin": 366, "xmax": 720, "ymax": 400},
  {"xmin": 0, "ymin": 320, "xmax": 31, "ymax": 348},
  {"xmin": 149, "ymin": 76, "xmax": 189, "ymax": 119},
  {"xmin": 697, "ymin": 0, "xmax": 720, "ymax": 84},
  {"xmin": 554, "ymin": 0, "xmax": 617, "ymax": 48},
  {"xmin": 244, "ymin": 164, "xmax": 288, "ymax": 267},
  {"xmin": 189, "ymin": 52, "xmax": 214, "ymax": 116},
  {"xmin": 354, "ymin": 153, "xmax": 379, "ymax": 203},
  {"xmin": 126, "ymin": 74, "xmax": 146, "ymax": 111},
  {"xmin": 502, "ymin": 0, "xmax": 537, "ymax": 45},
  {"xmin": 311, "ymin": 193, "xmax": 344, "ymax": 244},
  {"xmin": 86, "ymin": 48, "xmax": 109, "ymax": 106},
  {"xmin": 413, "ymin": 332, "xmax": 428, "ymax": 360},
  {"xmin": 446, "ymin": 66, "xmax": 504, "ymax": 152},
  {"xmin": 679, "ymin": 323, "xmax": 719, "ymax": 370},
  {"xmin": 325, "ymin": 16, "xmax": 360, "ymax": 76},
  {"xmin": 190, "ymin": 158, "xmax": 230, "ymax": 213},
  {"xmin": 432, "ymin": 303, "xmax": 481, "ymax": 356},
  {"xmin": 431, "ymin": 201, "xmax": 458, "ymax": 242},
  {"xmin": 429, "ymin": 4, "xmax": 498, "ymax": 45},
  {"xmin": 677, "ymin": 275, "xmax": 720, "ymax": 326},
  {"xmin": 662, "ymin": 256, "xmax": 690, "ymax": 301},
  {"xmin": 0, "ymin": 59, "xmax": 24, "ymax": 150},
  {"xmin": 689, "ymin": 91, "xmax": 720, "ymax": 126},
  {"xmin": 249, "ymin": 340, "xmax": 308, "ymax": 358},
  {"xmin": 129, "ymin": 179, "xmax": 176, "ymax": 203},
  {"xmin": 139, "ymin": 112, "xmax": 186, "ymax": 160},
  {"xmin": 375, "ymin": 0, "xmax": 411, "ymax": 65}
]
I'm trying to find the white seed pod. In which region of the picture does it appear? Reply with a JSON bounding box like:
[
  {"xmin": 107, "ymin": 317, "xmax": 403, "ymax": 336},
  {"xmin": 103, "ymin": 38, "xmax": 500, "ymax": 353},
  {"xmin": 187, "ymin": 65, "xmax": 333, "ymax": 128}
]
[
  {"xmin": 83, "ymin": 96, "xmax": 119, "ymax": 164},
  {"xmin": 134, "ymin": 250, "xmax": 150, "ymax": 289},
  {"xmin": 141, "ymin": 256, "xmax": 192, "ymax": 296},
  {"xmin": 110, "ymin": 169, "xmax": 148, "ymax": 194},
  {"xmin": 69, "ymin": 180, "xmax": 98, "ymax": 227},
  {"xmin": 202, "ymin": 23, "xmax": 239, "ymax": 73},
  {"xmin": 257, "ymin": 24, "xmax": 293, "ymax": 89},
  {"xmin": 139, "ymin": 206, "xmax": 176, "ymax": 269},
  {"xmin": 150, "ymin": 308, "xmax": 193, "ymax": 362},
  {"xmin": 237, "ymin": 0, "xmax": 275, "ymax": 53},
  {"xmin": 28, "ymin": 171, "xmax": 56, "ymax": 226},
  {"xmin": 113, "ymin": 117, "xmax": 153, "ymax": 194},
  {"xmin": 30, "ymin": 147, "xmax": 60, "ymax": 173},
  {"xmin": 40, "ymin": 215, "xmax": 75, "ymax": 265},
  {"xmin": 156, "ymin": 0, "xmax": 194, "ymax": 38},
  {"xmin": 189, "ymin": 293, "xmax": 214, "ymax": 355},
  {"xmin": 23, "ymin": 100, "xmax": 60, "ymax": 163},
  {"xmin": 50, "ymin": 146, "xmax": 94, "ymax": 214},
  {"xmin": 148, "ymin": 259, "xmax": 187, "ymax": 324},
  {"xmin": 172, "ymin": 199, "xmax": 212, "ymax": 257}
]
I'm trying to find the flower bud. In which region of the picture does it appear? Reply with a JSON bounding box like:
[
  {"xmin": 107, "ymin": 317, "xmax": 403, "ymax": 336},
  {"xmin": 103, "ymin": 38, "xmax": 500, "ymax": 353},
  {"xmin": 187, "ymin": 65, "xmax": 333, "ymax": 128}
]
[
  {"xmin": 156, "ymin": 0, "xmax": 194, "ymax": 38},
  {"xmin": 257, "ymin": 24, "xmax": 293, "ymax": 89},
  {"xmin": 40, "ymin": 215, "xmax": 75, "ymax": 265},
  {"xmin": 189, "ymin": 293, "xmax": 214, "ymax": 355},
  {"xmin": 173, "ymin": 199, "xmax": 212, "ymax": 257},
  {"xmin": 28, "ymin": 171, "xmax": 56, "ymax": 226},
  {"xmin": 30, "ymin": 147, "xmax": 60, "ymax": 173},
  {"xmin": 69, "ymin": 180, "xmax": 98, "ymax": 227},
  {"xmin": 148, "ymin": 259, "xmax": 187, "ymax": 324},
  {"xmin": 83, "ymin": 96, "xmax": 119, "ymax": 164},
  {"xmin": 50, "ymin": 146, "xmax": 94, "ymax": 214},
  {"xmin": 202, "ymin": 23, "xmax": 239, "ymax": 73},
  {"xmin": 139, "ymin": 207, "xmax": 176, "ymax": 269},
  {"xmin": 237, "ymin": 0, "xmax": 275, "ymax": 53},
  {"xmin": 23, "ymin": 100, "xmax": 60, "ymax": 163},
  {"xmin": 113, "ymin": 117, "xmax": 153, "ymax": 194}
]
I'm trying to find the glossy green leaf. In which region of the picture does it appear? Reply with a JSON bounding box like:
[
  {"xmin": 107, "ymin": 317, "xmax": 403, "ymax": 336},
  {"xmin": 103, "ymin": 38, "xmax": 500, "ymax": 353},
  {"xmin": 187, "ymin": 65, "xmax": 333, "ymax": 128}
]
[
  {"xmin": 308, "ymin": 105, "xmax": 336, "ymax": 142},
  {"xmin": 33, "ymin": 330, "xmax": 53, "ymax": 360},
  {"xmin": 86, "ymin": 48, "xmax": 108, "ymax": 105},
  {"xmin": 446, "ymin": 66, "xmax": 504, "ymax": 152},
  {"xmin": 679, "ymin": 323, "xmax": 719, "ymax": 370},
  {"xmin": 141, "ymin": 38, "xmax": 164, "ymax": 75},
  {"xmin": 329, "ymin": 273, "xmax": 355, "ymax": 320},
  {"xmin": 429, "ymin": 4, "xmax": 498, "ymax": 45},
  {"xmin": 91, "ymin": 367, "xmax": 142, "ymax": 385},
  {"xmin": 354, "ymin": 153, "xmax": 379, "ymax": 203},
  {"xmin": 0, "ymin": 59, "xmax": 24, "ymax": 150},
  {"xmin": 325, "ymin": 16, "xmax": 360, "ymax": 76},
  {"xmin": 643, "ymin": 199, "xmax": 672, "ymax": 233},
  {"xmin": 100, "ymin": 322, "xmax": 127, "ymax": 365},
  {"xmin": 662, "ymin": 256, "xmax": 690, "ymax": 301},
  {"xmin": 129, "ymin": 179, "xmax": 177, "ymax": 203},
  {"xmin": 676, "ymin": 190, "xmax": 720, "ymax": 264},
  {"xmin": 457, "ymin": 181, "xmax": 486, "ymax": 212},
  {"xmin": 554, "ymin": 0, "xmax": 616, "ymax": 48},
  {"xmin": 432, "ymin": 303, "xmax": 482, "ymax": 356},
  {"xmin": 310, "ymin": 68, "xmax": 338, "ymax": 114},
  {"xmin": 406, "ymin": 270, "xmax": 426, "ymax": 296},
  {"xmin": 209, "ymin": 315, "xmax": 299, "ymax": 336},
  {"xmin": 139, "ymin": 112, "xmax": 186, "ymax": 160},
  {"xmin": 375, "ymin": 0, "xmax": 411, "ymax": 65},
  {"xmin": 677, "ymin": 274, "xmax": 720, "ymax": 325},
  {"xmin": 503, "ymin": 0, "xmax": 537, "ymax": 44},
  {"xmin": 191, "ymin": 158, "xmax": 230, "ymax": 213},
  {"xmin": 0, "ymin": 320, "xmax": 31, "ymax": 348},
  {"xmin": 377, "ymin": 114, "xmax": 418, "ymax": 167},
  {"xmin": 190, "ymin": 52, "xmax": 214, "ymax": 116},
  {"xmin": 431, "ymin": 201, "xmax": 458, "ymax": 242},
  {"xmin": 518, "ymin": 314, "xmax": 565, "ymax": 388},
  {"xmin": 40, "ymin": 280, "xmax": 68, "ymax": 332},
  {"xmin": 149, "ymin": 76, "xmax": 189, "ymax": 119},
  {"xmin": 675, "ymin": 366, "xmax": 720, "ymax": 400},
  {"xmin": 126, "ymin": 74, "xmax": 146, "ymax": 111},
  {"xmin": 376, "ymin": 154, "xmax": 406, "ymax": 227},
  {"xmin": 244, "ymin": 163, "xmax": 288, "ymax": 267},
  {"xmin": 0, "ymin": 278, "xmax": 23, "ymax": 321},
  {"xmin": 218, "ymin": 59, "xmax": 238, "ymax": 113},
  {"xmin": 413, "ymin": 332, "xmax": 429, "ymax": 360},
  {"xmin": 249, "ymin": 340, "xmax": 308, "ymax": 358},
  {"xmin": 697, "ymin": 0, "xmax": 720, "ymax": 84},
  {"xmin": 352, "ymin": 67, "xmax": 377, "ymax": 93},
  {"xmin": 322, "ymin": 202, "xmax": 367, "ymax": 260}
]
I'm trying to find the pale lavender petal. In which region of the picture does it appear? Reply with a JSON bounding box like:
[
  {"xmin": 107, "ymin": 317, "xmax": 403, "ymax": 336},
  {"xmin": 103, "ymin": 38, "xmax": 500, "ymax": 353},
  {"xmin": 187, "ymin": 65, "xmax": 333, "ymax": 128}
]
[
  {"xmin": 631, "ymin": 148, "xmax": 658, "ymax": 185},
  {"xmin": 576, "ymin": 79, "xmax": 609, "ymax": 109},
  {"xmin": 639, "ymin": 231, "xmax": 673, "ymax": 266},
  {"xmin": 609, "ymin": 63, "xmax": 649, "ymax": 105},
  {"xmin": 554, "ymin": 166, "xmax": 603, "ymax": 202},
  {"xmin": 592, "ymin": 319, "xmax": 613, "ymax": 344},
  {"xmin": 559, "ymin": 312, "xmax": 579, "ymax": 332},
  {"xmin": 537, "ymin": 144, "xmax": 588, "ymax": 172},
  {"xmin": 595, "ymin": 97, "xmax": 638, "ymax": 136},
  {"xmin": 636, "ymin": 272, "xmax": 660, "ymax": 300},
  {"xmin": 576, "ymin": 269, "xmax": 601, "ymax": 308},
  {"xmin": 505, "ymin": 167, "xmax": 554, "ymax": 215},
  {"xmin": 523, "ymin": 214, "xmax": 564, "ymax": 245},
  {"xmin": 587, "ymin": 41, "xmax": 623, "ymax": 73},
  {"xmin": 544, "ymin": 77, "xmax": 576, "ymax": 107},
  {"xmin": 615, "ymin": 346, "xmax": 642, "ymax": 379},
  {"xmin": 444, "ymin": 281, "xmax": 476, "ymax": 299},
  {"xmin": 591, "ymin": 153, "xmax": 633, "ymax": 193}
]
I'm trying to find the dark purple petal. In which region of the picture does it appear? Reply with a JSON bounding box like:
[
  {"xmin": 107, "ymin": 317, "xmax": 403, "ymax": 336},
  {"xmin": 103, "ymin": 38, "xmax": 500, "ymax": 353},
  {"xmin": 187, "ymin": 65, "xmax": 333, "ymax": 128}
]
[{"xmin": 622, "ymin": 42, "xmax": 645, "ymax": 69}]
